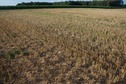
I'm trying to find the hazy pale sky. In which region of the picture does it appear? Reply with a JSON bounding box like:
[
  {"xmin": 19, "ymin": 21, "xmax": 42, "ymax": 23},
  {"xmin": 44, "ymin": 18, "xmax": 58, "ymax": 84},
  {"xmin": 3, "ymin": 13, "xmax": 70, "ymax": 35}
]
[{"xmin": 0, "ymin": 0, "xmax": 126, "ymax": 6}]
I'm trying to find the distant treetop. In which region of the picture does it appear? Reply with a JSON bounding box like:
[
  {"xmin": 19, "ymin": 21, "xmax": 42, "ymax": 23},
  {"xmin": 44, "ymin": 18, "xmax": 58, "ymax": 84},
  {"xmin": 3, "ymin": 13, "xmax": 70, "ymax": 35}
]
[{"xmin": 17, "ymin": 0, "xmax": 124, "ymax": 6}]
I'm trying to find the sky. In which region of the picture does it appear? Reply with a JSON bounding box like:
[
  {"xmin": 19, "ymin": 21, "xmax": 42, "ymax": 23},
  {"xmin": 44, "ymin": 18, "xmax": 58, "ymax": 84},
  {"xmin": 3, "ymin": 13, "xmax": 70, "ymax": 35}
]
[{"xmin": 0, "ymin": 0, "xmax": 126, "ymax": 6}]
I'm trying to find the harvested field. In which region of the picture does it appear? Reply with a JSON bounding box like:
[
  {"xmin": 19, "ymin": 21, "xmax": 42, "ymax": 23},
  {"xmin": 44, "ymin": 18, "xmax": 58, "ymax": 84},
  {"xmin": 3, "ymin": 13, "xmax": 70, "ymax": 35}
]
[{"xmin": 0, "ymin": 8, "xmax": 126, "ymax": 84}]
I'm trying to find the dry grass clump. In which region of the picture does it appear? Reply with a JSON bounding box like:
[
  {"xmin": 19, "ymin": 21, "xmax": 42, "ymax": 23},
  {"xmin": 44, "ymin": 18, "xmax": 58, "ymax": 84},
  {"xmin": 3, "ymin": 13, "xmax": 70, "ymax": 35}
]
[{"xmin": 0, "ymin": 8, "xmax": 126, "ymax": 84}]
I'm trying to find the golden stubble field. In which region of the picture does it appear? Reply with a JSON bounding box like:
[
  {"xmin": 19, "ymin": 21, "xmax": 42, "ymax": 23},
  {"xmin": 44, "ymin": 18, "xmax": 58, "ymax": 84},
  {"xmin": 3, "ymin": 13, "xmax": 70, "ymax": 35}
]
[{"xmin": 0, "ymin": 8, "xmax": 126, "ymax": 84}]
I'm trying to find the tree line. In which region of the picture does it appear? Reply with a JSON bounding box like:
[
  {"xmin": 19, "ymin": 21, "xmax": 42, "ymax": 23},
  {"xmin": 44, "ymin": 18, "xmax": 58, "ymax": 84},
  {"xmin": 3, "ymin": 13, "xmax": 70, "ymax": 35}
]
[{"xmin": 17, "ymin": 0, "xmax": 124, "ymax": 6}]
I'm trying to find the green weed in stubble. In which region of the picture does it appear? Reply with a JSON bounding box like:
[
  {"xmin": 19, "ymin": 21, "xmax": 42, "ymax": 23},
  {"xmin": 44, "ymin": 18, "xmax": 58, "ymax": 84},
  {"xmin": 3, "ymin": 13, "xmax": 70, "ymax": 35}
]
[
  {"xmin": 6, "ymin": 48, "xmax": 21, "ymax": 59},
  {"xmin": 11, "ymin": 33, "xmax": 17, "ymax": 38},
  {"xmin": 22, "ymin": 49, "xmax": 29, "ymax": 56}
]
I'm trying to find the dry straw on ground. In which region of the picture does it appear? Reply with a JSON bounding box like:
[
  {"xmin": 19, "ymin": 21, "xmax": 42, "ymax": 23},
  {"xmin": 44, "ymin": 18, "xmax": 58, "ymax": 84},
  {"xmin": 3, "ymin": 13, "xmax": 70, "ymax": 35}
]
[{"xmin": 0, "ymin": 8, "xmax": 126, "ymax": 84}]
